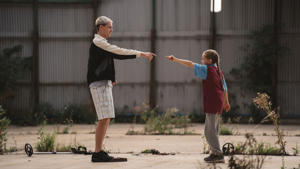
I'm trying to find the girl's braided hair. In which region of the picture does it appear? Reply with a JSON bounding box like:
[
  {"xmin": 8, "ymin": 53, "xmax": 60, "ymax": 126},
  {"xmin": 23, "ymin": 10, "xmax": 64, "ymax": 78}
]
[{"xmin": 203, "ymin": 49, "xmax": 224, "ymax": 91}]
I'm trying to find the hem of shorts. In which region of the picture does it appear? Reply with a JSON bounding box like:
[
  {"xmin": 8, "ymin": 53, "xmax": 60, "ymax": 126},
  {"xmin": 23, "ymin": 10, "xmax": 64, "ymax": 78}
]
[{"xmin": 97, "ymin": 116, "xmax": 115, "ymax": 121}]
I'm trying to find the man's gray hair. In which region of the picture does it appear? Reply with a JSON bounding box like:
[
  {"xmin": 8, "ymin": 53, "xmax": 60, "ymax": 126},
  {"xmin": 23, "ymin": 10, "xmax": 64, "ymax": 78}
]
[{"xmin": 95, "ymin": 16, "xmax": 113, "ymax": 27}]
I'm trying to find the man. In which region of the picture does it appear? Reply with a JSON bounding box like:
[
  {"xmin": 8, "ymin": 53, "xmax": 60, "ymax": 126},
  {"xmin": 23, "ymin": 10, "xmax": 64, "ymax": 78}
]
[{"xmin": 87, "ymin": 16, "xmax": 155, "ymax": 162}]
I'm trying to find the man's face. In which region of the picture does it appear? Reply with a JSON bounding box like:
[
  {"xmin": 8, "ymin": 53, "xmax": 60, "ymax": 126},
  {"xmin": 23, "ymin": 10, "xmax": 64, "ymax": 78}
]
[{"xmin": 100, "ymin": 22, "xmax": 113, "ymax": 38}]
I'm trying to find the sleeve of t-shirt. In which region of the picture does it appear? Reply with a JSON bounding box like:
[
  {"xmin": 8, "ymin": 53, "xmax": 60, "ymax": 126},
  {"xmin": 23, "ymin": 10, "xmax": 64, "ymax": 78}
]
[
  {"xmin": 222, "ymin": 76, "xmax": 228, "ymax": 92},
  {"xmin": 193, "ymin": 63, "xmax": 207, "ymax": 79}
]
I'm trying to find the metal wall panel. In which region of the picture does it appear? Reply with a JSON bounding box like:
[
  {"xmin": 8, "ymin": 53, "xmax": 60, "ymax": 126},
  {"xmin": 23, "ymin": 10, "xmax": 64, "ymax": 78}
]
[
  {"xmin": 39, "ymin": 39, "xmax": 89, "ymax": 83},
  {"xmin": 156, "ymin": 83, "xmax": 202, "ymax": 113},
  {"xmin": 0, "ymin": 5, "xmax": 33, "ymax": 57},
  {"xmin": 0, "ymin": 5, "xmax": 33, "ymax": 37},
  {"xmin": 156, "ymin": 39, "xmax": 209, "ymax": 82},
  {"xmin": 156, "ymin": 0, "xmax": 210, "ymax": 31},
  {"xmin": 277, "ymin": 0, "xmax": 300, "ymax": 118},
  {"xmin": 0, "ymin": 39, "xmax": 32, "ymax": 58},
  {"xmin": 280, "ymin": 0, "xmax": 300, "ymax": 33},
  {"xmin": 5, "ymin": 86, "xmax": 31, "ymax": 113},
  {"xmin": 39, "ymin": 85, "xmax": 90, "ymax": 108},
  {"xmin": 278, "ymin": 36, "xmax": 300, "ymax": 82},
  {"xmin": 0, "ymin": 5, "xmax": 33, "ymax": 112},
  {"xmin": 38, "ymin": 6, "xmax": 93, "ymax": 36},
  {"xmin": 98, "ymin": 0, "xmax": 152, "ymax": 32},
  {"xmin": 277, "ymin": 83, "xmax": 300, "ymax": 118},
  {"xmin": 113, "ymin": 84, "xmax": 149, "ymax": 109},
  {"xmin": 217, "ymin": 0, "xmax": 274, "ymax": 32},
  {"xmin": 216, "ymin": 37, "xmax": 251, "ymax": 73},
  {"xmin": 110, "ymin": 39, "xmax": 151, "ymax": 83}
]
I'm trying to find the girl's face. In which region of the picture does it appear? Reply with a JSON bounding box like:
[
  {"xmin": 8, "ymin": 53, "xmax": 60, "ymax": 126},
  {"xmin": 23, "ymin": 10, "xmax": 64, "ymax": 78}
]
[{"xmin": 201, "ymin": 54, "xmax": 213, "ymax": 65}]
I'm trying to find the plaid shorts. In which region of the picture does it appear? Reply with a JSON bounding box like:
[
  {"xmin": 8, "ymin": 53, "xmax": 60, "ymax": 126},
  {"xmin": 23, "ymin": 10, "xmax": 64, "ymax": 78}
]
[{"xmin": 89, "ymin": 80, "xmax": 115, "ymax": 120}]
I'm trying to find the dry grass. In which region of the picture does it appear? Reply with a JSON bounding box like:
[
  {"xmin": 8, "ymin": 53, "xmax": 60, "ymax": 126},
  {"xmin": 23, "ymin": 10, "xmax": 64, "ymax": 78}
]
[{"xmin": 253, "ymin": 92, "xmax": 287, "ymax": 155}]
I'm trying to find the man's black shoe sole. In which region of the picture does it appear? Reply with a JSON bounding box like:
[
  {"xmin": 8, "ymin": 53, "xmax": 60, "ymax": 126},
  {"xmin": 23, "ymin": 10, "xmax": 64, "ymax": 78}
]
[{"xmin": 92, "ymin": 158, "xmax": 127, "ymax": 162}]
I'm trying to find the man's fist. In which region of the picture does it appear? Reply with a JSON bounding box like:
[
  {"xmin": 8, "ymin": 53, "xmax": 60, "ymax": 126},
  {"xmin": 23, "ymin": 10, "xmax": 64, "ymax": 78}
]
[
  {"xmin": 141, "ymin": 52, "xmax": 156, "ymax": 61},
  {"xmin": 165, "ymin": 55, "xmax": 175, "ymax": 61},
  {"xmin": 112, "ymin": 81, "xmax": 117, "ymax": 86}
]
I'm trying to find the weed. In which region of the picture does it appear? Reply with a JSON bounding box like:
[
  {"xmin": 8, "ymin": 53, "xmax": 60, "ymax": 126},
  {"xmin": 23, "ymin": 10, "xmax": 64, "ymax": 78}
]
[
  {"xmin": 253, "ymin": 93, "xmax": 287, "ymax": 155},
  {"xmin": 220, "ymin": 126, "xmax": 233, "ymax": 135},
  {"xmin": 0, "ymin": 105, "xmax": 10, "ymax": 155},
  {"xmin": 127, "ymin": 104, "xmax": 192, "ymax": 135},
  {"xmin": 35, "ymin": 128, "xmax": 56, "ymax": 152},
  {"xmin": 292, "ymin": 143, "xmax": 299, "ymax": 156}
]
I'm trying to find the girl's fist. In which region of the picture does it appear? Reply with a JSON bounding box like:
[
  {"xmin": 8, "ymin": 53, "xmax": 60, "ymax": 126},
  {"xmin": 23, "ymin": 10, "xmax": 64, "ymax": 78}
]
[{"xmin": 165, "ymin": 55, "xmax": 175, "ymax": 61}]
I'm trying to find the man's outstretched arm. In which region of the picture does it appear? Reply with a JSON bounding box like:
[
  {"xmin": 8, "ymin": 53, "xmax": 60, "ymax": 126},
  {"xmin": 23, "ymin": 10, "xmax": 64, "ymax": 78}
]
[{"xmin": 93, "ymin": 37, "xmax": 155, "ymax": 61}]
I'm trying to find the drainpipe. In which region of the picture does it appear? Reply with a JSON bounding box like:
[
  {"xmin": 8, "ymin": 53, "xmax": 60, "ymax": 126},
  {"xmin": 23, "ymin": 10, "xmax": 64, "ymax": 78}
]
[
  {"xmin": 210, "ymin": 0, "xmax": 216, "ymax": 49},
  {"xmin": 92, "ymin": 0, "xmax": 98, "ymax": 35},
  {"xmin": 272, "ymin": 0, "xmax": 281, "ymax": 108},
  {"xmin": 149, "ymin": 0, "xmax": 157, "ymax": 109},
  {"xmin": 31, "ymin": 0, "xmax": 39, "ymax": 117}
]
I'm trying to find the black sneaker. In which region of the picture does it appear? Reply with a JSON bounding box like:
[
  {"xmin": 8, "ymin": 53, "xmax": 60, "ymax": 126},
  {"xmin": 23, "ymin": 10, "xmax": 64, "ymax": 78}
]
[
  {"xmin": 204, "ymin": 154, "xmax": 225, "ymax": 163},
  {"xmin": 91, "ymin": 151, "xmax": 127, "ymax": 162}
]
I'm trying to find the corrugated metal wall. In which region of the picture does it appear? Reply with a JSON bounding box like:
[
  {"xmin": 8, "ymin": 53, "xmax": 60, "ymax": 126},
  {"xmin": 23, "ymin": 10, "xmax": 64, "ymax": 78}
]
[
  {"xmin": 0, "ymin": 0, "xmax": 299, "ymax": 117},
  {"xmin": 277, "ymin": 0, "xmax": 300, "ymax": 118},
  {"xmin": 0, "ymin": 4, "xmax": 33, "ymax": 112}
]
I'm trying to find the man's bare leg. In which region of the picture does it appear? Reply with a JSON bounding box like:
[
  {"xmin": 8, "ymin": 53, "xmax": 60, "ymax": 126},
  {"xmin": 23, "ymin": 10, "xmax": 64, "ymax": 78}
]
[{"xmin": 95, "ymin": 118, "xmax": 110, "ymax": 152}]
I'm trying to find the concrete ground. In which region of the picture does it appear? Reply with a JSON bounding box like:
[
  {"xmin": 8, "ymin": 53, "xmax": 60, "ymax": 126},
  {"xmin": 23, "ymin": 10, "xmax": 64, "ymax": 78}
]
[{"xmin": 1, "ymin": 124, "xmax": 300, "ymax": 169}]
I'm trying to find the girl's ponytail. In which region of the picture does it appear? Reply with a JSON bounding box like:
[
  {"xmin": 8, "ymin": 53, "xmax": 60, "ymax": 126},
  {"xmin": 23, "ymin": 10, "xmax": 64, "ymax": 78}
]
[
  {"xmin": 215, "ymin": 54, "xmax": 224, "ymax": 91},
  {"xmin": 203, "ymin": 49, "xmax": 224, "ymax": 91}
]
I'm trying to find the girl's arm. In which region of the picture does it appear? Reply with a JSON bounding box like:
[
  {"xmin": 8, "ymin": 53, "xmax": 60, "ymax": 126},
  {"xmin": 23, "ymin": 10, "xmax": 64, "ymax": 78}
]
[
  {"xmin": 165, "ymin": 55, "xmax": 207, "ymax": 79},
  {"xmin": 165, "ymin": 55, "xmax": 195, "ymax": 68},
  {"xmin": 224, "ymin": 92, "xmax": 230, "ymax": 112},
  {"xmin": 222, "ymin": 77, "xmax": 230, "ymax": 112}
]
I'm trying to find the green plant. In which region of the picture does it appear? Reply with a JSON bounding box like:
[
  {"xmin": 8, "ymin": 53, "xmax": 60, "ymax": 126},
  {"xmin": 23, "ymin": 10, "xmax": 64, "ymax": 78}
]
[
  {"xmin": 228, "ymin": 133, "xmax": 266, "ymax": 169},
  {"xmin": 143, "ymin": 108, "xmax": 191, "ymax": 135},
  {"xmin": 56, "ymin": 143, "xmax": 86, "ymax": 152},
  {"xmin": 141, "ymin": 149, "xmax": 155, "ymax": 154},
  {"xmin": 63, "ymin": 104, "xmax": 96, "ymax": 124},
  {"xmin": 230, "ymin": 25, "xmax": 288, "ymax": 97},
  {"xmin": 37, "ymin": 103, "xmax": 97, "ymax": 125},
  {"xmin": 56, "ymin": 144, "xmax": 72, "ymax": 152},
  {"xmin": 62, "ymin": 127, "xmax": 69, "ymax": 134},
  {"xmin": 5, "ymin": 146, "xmax": 18, "ymax": 153},
  {"xmin": 0, "ymin": 105, "xmax": 10, "ymax": 154},
  {"xmin": 127, "ymin": 104, "xmax": 192, "ymax": 135},
  {"xmin": 37, "ymin": 103, "xmax": 62, "ymax": 124},
  {"xmin": 230, "ymin": 25, "xmax": 288, "ymax": 122},
  {"xmin": 233, "ymin": 133, "xmax": 284, "ymax": 156},
  {"xmin": 0, "ymin": 45, "xmax": 31, "ymax": 103},
  {"xmin": 35, "ymin": 128, "xmax": 56, "ymax": 152},
  {"xmin": 0, "ymin": 46, "xmax": 32, "ymax": 125},
  {"xmin": 189, "ymin": 111, "xmax": 206, "ymax": 123},
  {"xmin": 220, "ymin": 126, "xmax": 233, "ymax": 135}
]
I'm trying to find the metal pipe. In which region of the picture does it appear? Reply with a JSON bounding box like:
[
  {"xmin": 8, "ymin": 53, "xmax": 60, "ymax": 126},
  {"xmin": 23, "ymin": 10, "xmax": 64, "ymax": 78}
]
[
  {"xmin": 92, "ymin": 0, "xmax": 99, "ymax": 35},
  {"xmin": 31, "ymin": 0, "xmax": 39, "ymax": 116},
  {"xmin": 210, "ymin": 0, "xmax": 216, "ymax": 49},
  {"xmin": 149, "ymin": 0, "xmax": 157, "ymax": 109},
  {"xmin": 272, "ymin": 0, "xmax": 281, "ymax": 108}
]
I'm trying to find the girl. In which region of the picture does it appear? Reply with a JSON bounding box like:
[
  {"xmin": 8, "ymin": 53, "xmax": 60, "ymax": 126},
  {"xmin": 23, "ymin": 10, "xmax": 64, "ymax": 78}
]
[{"xmin": 165, "ymin": 49, "xmax": 230, "ymax": 163}]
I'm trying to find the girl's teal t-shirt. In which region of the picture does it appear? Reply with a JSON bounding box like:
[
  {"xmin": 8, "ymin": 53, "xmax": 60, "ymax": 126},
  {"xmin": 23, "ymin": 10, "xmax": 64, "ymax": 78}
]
[{"xmin": 194, "ymin": 63, "xmax": 228, "ymax": 92}]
